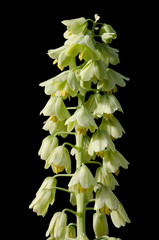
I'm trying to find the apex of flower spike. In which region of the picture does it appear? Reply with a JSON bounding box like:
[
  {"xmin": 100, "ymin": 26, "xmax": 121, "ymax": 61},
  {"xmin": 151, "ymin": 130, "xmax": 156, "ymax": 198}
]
[{"xmin": 94, "ymin": 14, "xmax": 100, "ymax": 22}]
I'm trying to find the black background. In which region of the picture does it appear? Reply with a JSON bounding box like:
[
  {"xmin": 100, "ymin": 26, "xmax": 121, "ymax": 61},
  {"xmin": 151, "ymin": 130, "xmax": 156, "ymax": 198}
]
[{"xmin": 6, "ymin": 1, "xmax": 157, "ymax": 240}]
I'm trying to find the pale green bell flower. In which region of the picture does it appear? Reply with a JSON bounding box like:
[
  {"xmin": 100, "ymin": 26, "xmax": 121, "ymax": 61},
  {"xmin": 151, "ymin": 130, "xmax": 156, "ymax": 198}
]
[
  {"xmin": 84, "ymin": 93, "xmax": 123, "ymax": 118},
  {"xmin": 40, "ymin": 96, "xmax": 70, "ymax": 121},
  {"xmin": 95, "ymin": 166, "xmax": 119, "ymax": 190},
  {"xmin": 40, "ymin": 70, "xmax": 80, "ymax": 98},
  {"xmin": 36, "ymin": 177, "xmax": 57, "ymax": 199},
  {"xmin": 68, "ymin": 164, "xmax": 97, "ymax": 193},
  {"xmin": 29, "ymin": 177, "xmax": 57, "ymax": 217},
  {"xmin": 101, "ymin": 32, "xmax": 117, "ymax": 44},
  {"xmin": 97, "ymin": 68, "xmax": 130, "ymax": 92},
  {"xmin": 48, "ymin": 33, "xmax": 99, "ymax": 70},
  {"xmin": 65, "ymin": 225, "xmax": 76, "ymax": 238},
  {"xmin": 62, "ymin": 17, "xmax": 88, "ymax": 35},
  {"xmin": 96, "ymin": 43, "xmax": 120, "ymax": 67},
  {"xmin": 99, "ymin": 116, "xmax": 125, "ymax": 139},
  {"xmin": 88, "ymin": 129, "xmax": 115, "ymax": 157},
  {"xmin": 46, "ymin": 211, "xmax": 67, "ymax": 239},
  {"xmin": 110, "ymin": 201, "xmax": 131, "ymax": 228},
  {"xmin": 93, "ymin": 94, "xmax": 123, "ymax": 117},
  {"xmin": 80, "ymin": 59, "xmax": 108, "ymax": 82},
  {"xmin": 45, "ymin": 145, "xmax": 71, "ymax": 174},
  {"xmin": 43, "ymin": 118, "xmax": 68, "ymax": 138},
  {"xmin": 65, "ymin": 105, "xmax": 97, "ymax": 134},
  {"xmin": 100, "ymin": 24, "xmax": 117, "ymax": 44},
  {"xmin": 38, "ymin": 135, "xmax": 59, "ymax": 160},
  {"xmin": 94, "ymin": 184, "xmax": 118, "ymax": 214},
  {"xmin": 103, "ymin": 148, "xmax": 129, "ymax": 174},
  {"xmin": 75, "ymin": 34, "xmax": 99, "ymax": 61},
  {"xmin": 93, "ymin": 212, "xmax": 109, "ymax": 238}
]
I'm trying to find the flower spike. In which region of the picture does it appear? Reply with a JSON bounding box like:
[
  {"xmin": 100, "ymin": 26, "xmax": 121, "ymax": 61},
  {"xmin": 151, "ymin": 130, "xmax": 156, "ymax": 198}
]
[{"xmin": 30, "ymin": 15, "xmax": 131, "ymax": 240}]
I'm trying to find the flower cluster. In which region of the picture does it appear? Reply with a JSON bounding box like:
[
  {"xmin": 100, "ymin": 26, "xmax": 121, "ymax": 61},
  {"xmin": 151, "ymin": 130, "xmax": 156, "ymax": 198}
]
[{"xmin": 29, "ymin": 14, "xmax": 130, "ymax": 240}]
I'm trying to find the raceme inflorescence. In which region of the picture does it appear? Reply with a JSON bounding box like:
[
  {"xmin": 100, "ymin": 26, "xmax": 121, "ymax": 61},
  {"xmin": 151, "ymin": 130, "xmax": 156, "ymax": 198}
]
[{"xmin": 29, "ymin": 14, "xmax": 131, "ymax": 240}]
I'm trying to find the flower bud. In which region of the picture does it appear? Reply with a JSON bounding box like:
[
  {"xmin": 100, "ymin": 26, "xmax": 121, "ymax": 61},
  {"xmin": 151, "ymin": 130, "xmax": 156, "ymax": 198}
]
[
  {"xmin": 46, "ymin": 212, "xmax": 67, "ymax": 239},
  {"xmin": 93, "ymin": 212, "xmax": 109, "ymax": 237},
  {"xmin": 65, "ymin": 225, "xmax": 76, "ymax": 238}
]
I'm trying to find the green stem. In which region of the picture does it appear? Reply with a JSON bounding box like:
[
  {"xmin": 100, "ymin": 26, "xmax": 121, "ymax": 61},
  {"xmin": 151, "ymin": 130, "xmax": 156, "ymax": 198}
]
[
  {"xmin": 63, "ymin": 142, "xmax": 77, "ymax": 149},
  {"xmin": 54, "ymin": 131, "xmax": 76, "ymax": 137},
  {"xmin": 75, "ymin": 93, "xmax": 86, "ymax": 237},
  {"xmin": 76, "ymin": 193, "xmax": 86, "ymax": 236},
  {"xmin": 86, "ymin": 207, "xmax": 95, "ymax": 211},
  {"xmin": 50, "ymin": 186, "xmax": 75, "ymax": 194},
  {"xmin": 76, "ymin": 134, "xmax": 84, "ymax": 168},
  {"xmin": 63, "ymin": 208, "xmax": 79, "ymax": 216},
  {"xmin": 52, "ymin": 173, "xmax": 73, "ymax": 179},
  {"xmin": 85, "ymin": 161, "xmax": 102, "ymax": 166}
]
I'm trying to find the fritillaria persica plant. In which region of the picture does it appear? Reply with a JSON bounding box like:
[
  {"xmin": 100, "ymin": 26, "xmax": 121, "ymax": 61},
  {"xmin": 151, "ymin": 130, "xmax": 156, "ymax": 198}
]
[{"xmin": 29, "ymin": 14, "xmax": 131, "ymax": 240}]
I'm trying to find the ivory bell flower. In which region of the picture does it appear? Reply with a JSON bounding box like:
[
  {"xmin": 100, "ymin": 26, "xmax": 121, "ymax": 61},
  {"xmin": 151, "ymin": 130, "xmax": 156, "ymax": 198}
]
[
  {"xmin": 43, "ymin": 118, "xmax": 68, "ymax": 138},
  {"xmin": 45, "ymin": 145, "xmax": 71, "ymax": 174},
  {"xmin": 80, "ymin": 59, "xmax": 108, "ymax": 82},
  {"xmin": 94, "ymin": 184, "xmax": 118, "ymax": 214},
  {"xmin": 84, "ymin": 93, "xmax": 123, "ymax": 118},
  {"xmin": 68, "ymin": 164, "xmax": 97, "ymax": 193},
  {"xmin": 110, "ymin": 201, "xmax": 131, "ymax": 228},
  {"xmin": 40, "ymin": 96, "xmax": 70, "ymax": 121},
  {"xmin": 38, "ymin": 135, "xmax": 59, "ymax": 160},
  {"xmin": 99, "ymin": 116, "xmax": 125, "ymax": 139},
  {"xmin": 96, "ymin": 43, "xmax": 120, "ymax": 67},
  {"xmin": 65, "ymin": 105, "xmax": 97, "ymax": 134},
  {"xmin": 95, "ymin": 166, "xmax": 119, "ymax": 190},
  {"xmin": 29, "ymin": 177, "xmax": 57, "ymax": 217},
  {"xmin": 93, "ymin": 212, "xmax": 109, "ymax": 237},
  {"xmin": 62, "ymin": 17, "xmax": 88, "ymax": 35},
  {"xmin": 40, "ymin": 70, "xmax": 80, "ymax": 98},
  {"xmin": 97, "ymin": 68, "xmax": 130, "ymax": 92},
  {"xmin": 88, "ymin": 129, "xmax": 115, "ymax": 156},
  {"xmin": 103, "ymin": 148, "xmax": 129, "ymax": 174}
]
